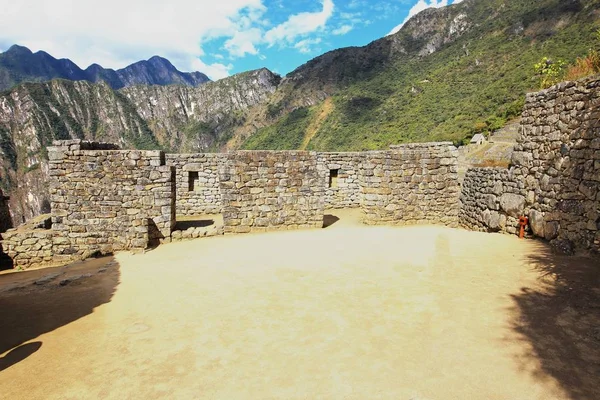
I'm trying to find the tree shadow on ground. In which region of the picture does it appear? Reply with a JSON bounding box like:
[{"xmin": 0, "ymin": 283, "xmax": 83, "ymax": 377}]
[
  {"xmin": 511, "ymin": 247, "xmax": 600, "ymax": 400},
  {"xmin": 0, "ymin": 256, "xmax": 120, "ymax": 359}
]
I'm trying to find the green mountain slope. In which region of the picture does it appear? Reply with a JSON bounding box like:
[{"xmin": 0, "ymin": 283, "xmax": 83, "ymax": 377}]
[{"xmin": 241, "ymin": 0, "xmax": 600, "ymax": 151}]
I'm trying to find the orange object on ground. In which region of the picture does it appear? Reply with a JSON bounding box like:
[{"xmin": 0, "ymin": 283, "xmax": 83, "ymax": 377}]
[{"xmin": 518, "ymin": 216, "xmax": 528, "ymax": 239}]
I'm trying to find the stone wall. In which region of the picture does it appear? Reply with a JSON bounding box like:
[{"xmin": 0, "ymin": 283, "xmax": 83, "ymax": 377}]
[
  {"xmin": 219, "ymin": 151, "xmax": 325, "ymax": 233},
  {"xmin": 317, "ymin": 152, "xmax": 364, "ymax": 208},
  {"xmin": 166, "ymin": 153, "xmax": 225, "ymax": 215},
  {"xmin": 2, "ymin": 215, "xmax": 53, "ymax": 269},
  {"xmin": 459, "ymin": 168, "xmax": 524, "ymax": 234},
  {"xmin": 49, "ymin": 140, "xmax": 175, "ymax": 259},
  {"xmin": 459, "ymin": 76, "xmax": 600, "ymax": 254},
  {"xmin": 361, "ymin": 143, "xmax": 460, "ymax": 226}
]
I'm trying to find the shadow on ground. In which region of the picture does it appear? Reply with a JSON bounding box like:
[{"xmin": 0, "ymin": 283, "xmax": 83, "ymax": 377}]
[
  {"xmin": 0, "ymin": 256, "xmax": 120, "ymax": 362},
  {"xmin": 0, "ymin": 341, "xmax": 42, "ymax": 372},
  {"xmin": 323, "ymin": 214, "xmax": 340, "ymax": 228},
  {"xmin": 511, "ymin": 247, "xmax": 600, "ymax": 400}
]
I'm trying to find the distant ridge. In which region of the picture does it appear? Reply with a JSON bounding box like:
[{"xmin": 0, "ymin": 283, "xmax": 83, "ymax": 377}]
[{"xmin": 0, "ymin": 45, "xmax": 210, "ymax": 91}]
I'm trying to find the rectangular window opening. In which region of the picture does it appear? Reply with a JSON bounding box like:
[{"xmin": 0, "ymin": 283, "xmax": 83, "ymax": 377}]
[
  {"xmin": 328, "ymin": 169, "xmax": 339, "ymax": 188},
  {"xmin": 188, "ymin": 171, "xmax": 199, "ymax": 192}
]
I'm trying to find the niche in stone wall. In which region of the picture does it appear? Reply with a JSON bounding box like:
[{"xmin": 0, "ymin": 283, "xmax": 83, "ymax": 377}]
[
  {"xmin": 329, "ymin": 169, "xmax": 339, "ymax": 188},
  {"xmin": 188, "ymin": 171, "xmax": 199, "ymax": 192}
]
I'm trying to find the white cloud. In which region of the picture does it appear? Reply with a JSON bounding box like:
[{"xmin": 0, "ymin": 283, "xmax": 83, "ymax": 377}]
[
  {"xmin": 191, "ymin": 58, "xmax": 234, "ymax": 80},
  {"xmin": 332, "ymin": 25, "xmax": 354, "ymax": 36},
  {"xmin": 294, "ymin": 38, "xmax": 322, "ymax": 54},
  {"xmin": 0, "ymin": 0, "xmax": 341, "ymax": 80},
  {"xmin": 264, "ymin": 0, "xmax": 334, "ymax": 46},
  {"xmin": 0, "ymin": 0, "xmax": 265, "ymax": 80},
  {"xmin": 224, "ymin": 28, "xmax": 263, "ymax": 58},
  {"xmin": 387, "ymin": 0, "xmax": 463, "ymax": 36}
]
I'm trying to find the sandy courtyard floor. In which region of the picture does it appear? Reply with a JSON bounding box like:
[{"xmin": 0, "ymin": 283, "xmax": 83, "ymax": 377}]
[{"xmin": 1, "ymin": 210, "xmax": 599, "ymax": 399}]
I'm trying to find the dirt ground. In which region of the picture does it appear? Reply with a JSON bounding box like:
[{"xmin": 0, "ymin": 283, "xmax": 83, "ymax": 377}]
[{"xmin": 1, "ymin": 209, "xmax": 599, "ymax": 400}]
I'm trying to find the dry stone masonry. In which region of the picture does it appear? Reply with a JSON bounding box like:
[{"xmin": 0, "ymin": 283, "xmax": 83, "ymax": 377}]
[
  {"xmin": 460, "ymin": 168, "xmax": 522, "ymax": 234},
  {"xmin": 166, "ymin": 154, "xmax": 225, "ymax": 215},
  {"xmin": 2, "ymin": 215, "xmax": 53, "ymax": 269},
  {"xmin": 49, "ymin": 140, "xmax": 175, "ymax": 259},
  {"xmin": 460, "ymin": 76, "xmax": 600, "ymax": 254},
  {"xmin": 3, "ymin": 75, "xmax": 600, "ymax": 269},
  {"xmin": 361, "ymin": 143, "xmax": 460, "ymax": 226},
  {"xmin": 317, "ymin": 153, "xmax": 364, "ymax": 208},
  {"xmin": 219, "ymin": 151, "xmax": 325, "ymax": 233}
]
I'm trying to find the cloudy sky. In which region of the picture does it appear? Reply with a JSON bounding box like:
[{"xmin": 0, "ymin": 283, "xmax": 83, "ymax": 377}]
[{"xmin": 0, "ymin": 0, "xmax": 464, "ymax": 80}]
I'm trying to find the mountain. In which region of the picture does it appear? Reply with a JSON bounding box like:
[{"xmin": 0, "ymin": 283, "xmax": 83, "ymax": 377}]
[
  {"xmin": 0, "ymin": 68, "xmax": 279, "ymax": 225},
  {"xmin": 84, "ymin": 56, "xmax": 210, "ymax": 89},
  {"xmin": 238, "ymin": 0, "xmax": 600, "ymax": 151},
  {"xmin": 0, "ymin": 45, "xmax": 210, "ymax": 91}
]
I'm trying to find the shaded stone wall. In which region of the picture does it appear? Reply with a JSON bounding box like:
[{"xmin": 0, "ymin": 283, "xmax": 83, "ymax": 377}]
[
  {"xmin": 459, "ymin": 76, "xmax": 600, "ymax": 253},
  {"xmin": 49, "ymin": 140, "xmax": 175, "ymax": 260},
  {"xmin": 361, "ymin": 143, "xmax": 460, "ymax": 226},
  {"xmin": 0, "ymin": 187, "xmax": 11, "ymax": 264},
  {"xmin": 219, "ymin": 151, "xmax": 325, "ymax": 233},
  {"xmin": 0, "ymin": 188, "xmax": 11, "ymax": 233},
  {"xmin": 317, "ymin": 152, "xmax": 364, "ymax": 208},
  {"xmin": 166, "ymin": 153, "xmax": 225, "ymax": 215}
]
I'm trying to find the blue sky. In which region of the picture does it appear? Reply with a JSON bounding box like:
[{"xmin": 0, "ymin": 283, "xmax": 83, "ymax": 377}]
[{"xmin": 0, "ymin": 0, "xmax": 463, "ymax": 80}]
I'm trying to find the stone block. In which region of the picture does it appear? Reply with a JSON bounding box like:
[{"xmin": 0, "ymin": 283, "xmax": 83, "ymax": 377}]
[
  {"xmin": 499, "ymin": 193, "xmax": 526, "ymax": 218},
  {"xmin": 528, "ymin": 209, "xmax": 545, "ymax": 238}
]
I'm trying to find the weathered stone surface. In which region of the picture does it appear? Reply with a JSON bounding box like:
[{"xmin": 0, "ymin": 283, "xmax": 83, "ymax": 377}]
[
  {"xmin": 487, "ymin": 211, "xmax": 501, "ymax": 231},
  {"xmin": 317, "ymin": 152, "xmax": 364, "ymax": 209},
  {"xmin": 528, "ymin": 209, "xmax": 545, "ymax": 238},
  {"xmin": 167, "ymin": 154, "xmax": 226, "ymax": 216},
  {"xmin": 361, "ymin": 143, "xmax": 460, "ymax": 227},
  {"xmin": 1, "ymin": 218, "xmax": 55, "ymax": 270},
  {"xmin": 499, "ymin": 193, "xmax": 525, "ymax": 218},
  {"xmin": 545, "ymin": 221, "xmax": 560, "ymax": 241},
  {"xmin": 43, "ymin": 141, "xmax": 175, "ymax": 266},
  {"xmin": 219, "ymin": 151, "xmax": 325, "ymax": 233}
]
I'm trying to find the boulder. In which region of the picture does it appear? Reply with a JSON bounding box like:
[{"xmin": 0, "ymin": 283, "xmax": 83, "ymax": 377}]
[
  {"xmin": 528, "ymin": 209, "xmax": 545, "ymax": 238},
  {"xmin": 499, "ymin": 193, "xmax": 526, "ymax": 218}
]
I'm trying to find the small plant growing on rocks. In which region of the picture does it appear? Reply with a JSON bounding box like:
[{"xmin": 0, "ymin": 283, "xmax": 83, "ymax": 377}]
[{"xmin": 534, "ymin": 57, "xmax": 566, "ymax": 89}]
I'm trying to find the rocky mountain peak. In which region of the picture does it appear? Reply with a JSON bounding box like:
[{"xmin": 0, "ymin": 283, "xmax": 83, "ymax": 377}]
[
  {"xmin": 6, "ymin": 44, "xmax": 32, "ymax": 55},
  {"xmin": 0, "ymin": 45, "xmax": 211, "ymax": 91}
]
